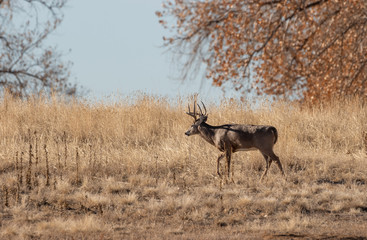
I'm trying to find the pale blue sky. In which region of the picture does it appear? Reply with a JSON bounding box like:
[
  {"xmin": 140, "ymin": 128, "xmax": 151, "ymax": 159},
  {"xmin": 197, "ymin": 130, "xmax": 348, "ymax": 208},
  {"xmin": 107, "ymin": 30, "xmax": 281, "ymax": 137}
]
[{"xmin": 48, "ymin": 0, "xmax": 229, "ymax": 101}]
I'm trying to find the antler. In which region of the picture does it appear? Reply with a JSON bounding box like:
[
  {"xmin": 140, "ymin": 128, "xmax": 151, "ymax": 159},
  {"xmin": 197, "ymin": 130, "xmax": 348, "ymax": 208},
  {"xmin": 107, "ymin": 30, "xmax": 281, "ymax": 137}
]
[
  {"xmin": 186, "ymin": 101, "xmax": 198, "ymax": 120},
  {"xmin": 186, "ymin": 101, "xmax": 208, "ymax": 121},
  {"xmin": 197, "ymin": 101, "xmax": 207, "ymax": 117}
]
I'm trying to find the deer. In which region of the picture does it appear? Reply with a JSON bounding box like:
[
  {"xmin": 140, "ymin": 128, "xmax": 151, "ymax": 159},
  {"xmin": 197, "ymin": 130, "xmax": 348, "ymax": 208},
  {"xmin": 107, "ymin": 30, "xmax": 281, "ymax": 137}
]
[{"xmin": 185, "ymin": 101, "xmax": 285, "ymax": 181}]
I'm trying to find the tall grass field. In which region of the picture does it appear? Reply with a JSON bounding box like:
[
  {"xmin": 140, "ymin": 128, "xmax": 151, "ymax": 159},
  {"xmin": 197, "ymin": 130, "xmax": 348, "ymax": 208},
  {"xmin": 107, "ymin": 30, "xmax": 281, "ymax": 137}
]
[{"xmin": 0, "ymin": 93, "xmax": 367, "ymax": 239}]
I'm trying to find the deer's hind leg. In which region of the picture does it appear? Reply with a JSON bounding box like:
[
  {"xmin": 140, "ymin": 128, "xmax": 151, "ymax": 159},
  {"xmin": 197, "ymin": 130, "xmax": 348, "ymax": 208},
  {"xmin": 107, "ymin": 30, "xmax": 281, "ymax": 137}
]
[
  {"xmin": 268, "ymin": 151, "xmax": 285, "ymax": 177},
  {"xmin": 260, "ymin": 153, "xmax": 272, "ymax": 181},
  {"xmin": 261, "ymin": 150, "xmax": 285, "ymax": 179}
]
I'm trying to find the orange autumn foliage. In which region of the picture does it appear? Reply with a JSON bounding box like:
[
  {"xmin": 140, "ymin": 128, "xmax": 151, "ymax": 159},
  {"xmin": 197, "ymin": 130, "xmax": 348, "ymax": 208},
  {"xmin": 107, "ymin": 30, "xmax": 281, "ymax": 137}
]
[{"xmin": 157, "ymin": 0, "xmax": 367, "ymax": 103}]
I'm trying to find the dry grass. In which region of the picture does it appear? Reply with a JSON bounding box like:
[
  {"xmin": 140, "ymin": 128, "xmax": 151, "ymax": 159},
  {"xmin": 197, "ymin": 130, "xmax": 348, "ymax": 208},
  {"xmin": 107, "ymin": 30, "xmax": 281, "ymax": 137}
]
[{"xmin": 1, "ymin": 93, "xmax": 367, "ymax": 239}]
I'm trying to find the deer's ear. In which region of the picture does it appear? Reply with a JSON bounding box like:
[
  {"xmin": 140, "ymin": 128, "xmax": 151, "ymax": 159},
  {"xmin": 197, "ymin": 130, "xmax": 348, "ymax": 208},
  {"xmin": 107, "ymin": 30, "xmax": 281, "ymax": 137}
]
[{"xmin": 200, "ymin": 115, "xmax": 208, "ymax": 123}]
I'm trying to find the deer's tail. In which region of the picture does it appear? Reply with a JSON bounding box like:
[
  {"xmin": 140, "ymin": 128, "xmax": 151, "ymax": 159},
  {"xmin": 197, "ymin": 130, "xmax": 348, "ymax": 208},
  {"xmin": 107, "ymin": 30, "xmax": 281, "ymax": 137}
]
[{"xmin": 270, "ymin": 127, "xmax": 278, "ymax": 144}]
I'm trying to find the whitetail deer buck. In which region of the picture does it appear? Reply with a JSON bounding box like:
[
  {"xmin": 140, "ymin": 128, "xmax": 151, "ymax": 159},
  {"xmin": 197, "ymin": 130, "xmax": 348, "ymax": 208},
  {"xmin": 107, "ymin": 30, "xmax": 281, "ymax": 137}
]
[{"xmin": 185, "ymin": 101, "xmax": 285, "ymax": 181}]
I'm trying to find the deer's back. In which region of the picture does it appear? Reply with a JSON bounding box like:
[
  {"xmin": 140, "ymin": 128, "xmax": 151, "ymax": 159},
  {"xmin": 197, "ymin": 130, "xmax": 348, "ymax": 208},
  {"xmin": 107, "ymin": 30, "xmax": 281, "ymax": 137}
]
[{"xmin": 213, "ymin": 124, "xmax": 277, "ymax": 152}]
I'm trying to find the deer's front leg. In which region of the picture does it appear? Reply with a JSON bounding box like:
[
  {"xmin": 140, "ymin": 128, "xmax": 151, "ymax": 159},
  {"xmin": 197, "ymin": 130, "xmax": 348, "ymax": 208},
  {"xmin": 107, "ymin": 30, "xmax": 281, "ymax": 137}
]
[
  {"xmin": 217, "ymin": 153, "xmax": 225, "ymax": 177},
  {"xmin": 225, "ymin": 149, "xmax": 232, "ymax": 179}
]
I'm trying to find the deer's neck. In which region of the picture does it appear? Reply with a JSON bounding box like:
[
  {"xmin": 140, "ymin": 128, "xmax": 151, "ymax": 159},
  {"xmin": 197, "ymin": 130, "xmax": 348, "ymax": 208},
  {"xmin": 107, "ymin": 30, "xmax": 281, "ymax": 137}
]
[{"xmin": 198, "ymin": 123, "xmax": 216, "ymax": 146}]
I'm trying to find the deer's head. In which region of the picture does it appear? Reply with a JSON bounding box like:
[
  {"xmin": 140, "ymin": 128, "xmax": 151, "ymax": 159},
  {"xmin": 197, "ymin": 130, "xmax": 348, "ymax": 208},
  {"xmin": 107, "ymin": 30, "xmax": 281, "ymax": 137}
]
[{"xmin": 185, "ymin": 101, "xmax": 208, "ymax": 136}]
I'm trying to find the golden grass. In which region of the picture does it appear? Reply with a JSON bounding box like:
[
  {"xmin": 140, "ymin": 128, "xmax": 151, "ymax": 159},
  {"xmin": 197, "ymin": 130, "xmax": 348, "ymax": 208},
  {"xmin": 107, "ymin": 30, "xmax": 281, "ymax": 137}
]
[{"xmin": 1, "ymin": 93, "xmax": 367, "ymax": 239}]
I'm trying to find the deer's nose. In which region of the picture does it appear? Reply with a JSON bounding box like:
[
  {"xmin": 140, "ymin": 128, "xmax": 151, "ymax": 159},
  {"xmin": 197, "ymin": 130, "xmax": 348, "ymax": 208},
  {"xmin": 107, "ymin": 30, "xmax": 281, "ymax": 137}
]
[{"xmin": 185, "ymin": 131, "xmax": 191, "ymax": 136}]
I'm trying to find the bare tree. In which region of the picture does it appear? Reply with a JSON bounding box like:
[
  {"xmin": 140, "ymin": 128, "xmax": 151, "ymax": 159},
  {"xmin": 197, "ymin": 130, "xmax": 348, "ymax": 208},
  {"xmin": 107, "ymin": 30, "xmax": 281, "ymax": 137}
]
[{"xmin": 0, "ymin": 0, "xmax": 77, "ymax": 98}]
